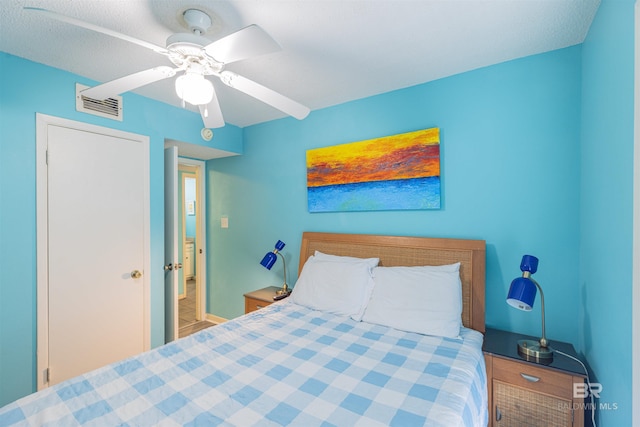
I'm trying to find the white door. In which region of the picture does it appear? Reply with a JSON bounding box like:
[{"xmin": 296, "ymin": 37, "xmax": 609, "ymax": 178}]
[
  {"xmin": 164, "ymin": 146, "xmax": 179, "ymax": 342},
  {"xmin": 36, "ymin": 114, "xmax": 150, "ymax": 387}
]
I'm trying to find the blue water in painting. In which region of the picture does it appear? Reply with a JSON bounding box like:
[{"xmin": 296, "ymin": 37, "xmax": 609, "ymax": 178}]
[{"xmin": 308, "ymin": 176, "xmax": 441, "ymax": 213}]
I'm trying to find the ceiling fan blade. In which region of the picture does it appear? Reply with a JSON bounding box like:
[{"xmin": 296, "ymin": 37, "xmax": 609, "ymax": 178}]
[
  {"xmin": 204, "ymin": 25, "xmax": 281, "ymax": 64},
  {"xmin": 198, "ymin": 92, "xmax": 225, "ymax": 129},
  {"xmin": 81, "ymin": 66, "xmax": 177, "ymax": 100},
  {"xmin": 219, "ymin": 71, "xmax": 309, "ymax": 120},
  {"xmin": 24, "ymin": 7, "xmax": 170, "ymax": 56}
]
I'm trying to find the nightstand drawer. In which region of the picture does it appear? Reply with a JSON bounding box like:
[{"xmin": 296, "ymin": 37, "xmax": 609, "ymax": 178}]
[
  {"xmin": 244, "ymin": 286, "xmax": 286, "ymax": 314},
  {"xmin": 493, "ymin": 356, "xmax": 574, "ymax": 399},
  {"xmin": 245, "ymin": 296, "xmax": 272, "ymax": 313},
  {"xmin": 493, "ymin": 380, "xmax": 572, "ymax": 426}
]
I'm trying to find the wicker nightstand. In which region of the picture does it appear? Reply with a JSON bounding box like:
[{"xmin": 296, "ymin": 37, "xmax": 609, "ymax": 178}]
[
  {"xmin": 243, "ymin": 286, "xmax": 287, "ymax": 314},
  {"xmin": 483, "ymin": 328, "xmax": 588, "ymax": 427}
]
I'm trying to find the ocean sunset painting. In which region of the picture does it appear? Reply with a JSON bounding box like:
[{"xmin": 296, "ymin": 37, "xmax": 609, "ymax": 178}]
[{"xmin": 306, "ymin": 127, "xmax": 441, "ymax": 212}]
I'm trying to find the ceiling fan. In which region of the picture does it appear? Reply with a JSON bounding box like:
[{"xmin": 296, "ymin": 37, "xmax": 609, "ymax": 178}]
[{"xmin": 25, "ymin": 7, "xmax": 310, "ymax": 128}]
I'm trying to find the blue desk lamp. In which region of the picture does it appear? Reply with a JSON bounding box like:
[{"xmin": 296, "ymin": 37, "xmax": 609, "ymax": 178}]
[
  {"xmin": 260, "ymin": 240, "xmax": 291, "ymax": 299},
  {"xmin": 506, "ymin": 255, "xmax": 553, "ymax": 361}
]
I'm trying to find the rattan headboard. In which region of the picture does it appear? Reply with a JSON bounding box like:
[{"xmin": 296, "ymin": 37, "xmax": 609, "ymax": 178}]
[{"xmin": 299, "ymin": 232, "xmax": 486, "ymax": 333}]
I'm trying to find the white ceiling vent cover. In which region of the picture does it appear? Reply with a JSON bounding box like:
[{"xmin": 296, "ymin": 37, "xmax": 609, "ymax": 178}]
[{"xmin": 75, "ymin": 83, "xmax": 123, "ymax": 121}]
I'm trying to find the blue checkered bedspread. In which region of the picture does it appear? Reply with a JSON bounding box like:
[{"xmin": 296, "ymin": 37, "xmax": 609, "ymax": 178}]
[{"xmin": 0, "ymin": 301, "xmax": 488, "ymax": 426}]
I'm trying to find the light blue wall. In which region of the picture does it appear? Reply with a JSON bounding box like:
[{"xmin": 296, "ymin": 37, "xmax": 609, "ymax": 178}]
[
  {"xmin": 208, "ymin": 45, "xmax": 584, "ymax": 348},
  {"xmin": 0, "ymin": 52, "xmax": 243, "ymax": 406},
  {"xmin": 580, "ymin": 0, "xmax": 635, "ymax": 425}
]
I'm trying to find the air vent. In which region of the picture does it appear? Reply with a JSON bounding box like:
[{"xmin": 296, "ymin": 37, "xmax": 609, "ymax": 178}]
[{"xmin": 75, "ymin": 83, "xmax": 123, "ymax": 121}]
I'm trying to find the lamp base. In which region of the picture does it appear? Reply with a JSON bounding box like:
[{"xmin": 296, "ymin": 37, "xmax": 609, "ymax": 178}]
[
  {"xmin": 517, "ymin": 339, "xmax": 553, "ymax": 363},
  {"xmin": 276, "ymin": 283, "xmax": 290, "ymax": 295},
  {"xmin": 273, "ymin": 285, "xmax": 291, "ymax": 301}
]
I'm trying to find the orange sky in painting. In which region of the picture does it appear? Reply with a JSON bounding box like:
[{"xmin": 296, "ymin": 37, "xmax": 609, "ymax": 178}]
[{"xmin": 306, "ymin": 128, "xmax": 440, "ymax": 187}]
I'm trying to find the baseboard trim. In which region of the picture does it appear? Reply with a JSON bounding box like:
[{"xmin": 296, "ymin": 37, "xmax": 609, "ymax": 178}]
[{"xmin": 206, "ymin": 313, "xmax": 228, "ymax": 324}]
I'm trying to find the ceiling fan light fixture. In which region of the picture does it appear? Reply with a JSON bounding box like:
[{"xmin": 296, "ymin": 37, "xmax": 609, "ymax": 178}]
[{"xmin": 175, "ymin": 72, "xmax": 214, "ymax": 105}]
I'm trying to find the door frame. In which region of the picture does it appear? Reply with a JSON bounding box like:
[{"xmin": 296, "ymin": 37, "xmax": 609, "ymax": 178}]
[
  {"xmin": 35, "ymin": 114, "xmax": 151, "ymax": 390},
  {"xmin": 178, "ymin": 158, "xmax": 207, "ymax": 325},
  {"xmin": 164, "ymin": 146, "xmax": 179, "ymax": 343}
]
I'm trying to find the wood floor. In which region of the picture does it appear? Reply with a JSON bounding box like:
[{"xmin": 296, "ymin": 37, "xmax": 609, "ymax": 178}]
[
  {"xmin": 178, "ymin": 278, "xmax": 216, "ymax": 338},
  {"xmin": 178, "ymin": 320, "xmax": 216, "ymax": 337}
]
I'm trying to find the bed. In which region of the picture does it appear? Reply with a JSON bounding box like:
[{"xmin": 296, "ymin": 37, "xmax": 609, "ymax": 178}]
[{"xmin": 0, "ymin": 232, "xmax": 487, "ymax": 426}]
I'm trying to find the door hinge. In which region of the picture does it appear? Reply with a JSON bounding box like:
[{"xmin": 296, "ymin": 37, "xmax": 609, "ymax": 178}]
[
  {"xmin": 43, "ymin": 367, "xmax": 50, "ymax": 384},
  {"xmin": 45, "ymin": 150, "xmax": 49, "ymax": 165}
]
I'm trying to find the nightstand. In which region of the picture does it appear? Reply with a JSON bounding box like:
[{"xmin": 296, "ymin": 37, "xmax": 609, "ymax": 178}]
[
  {"xmin": 483, "ymin": 328, "xmax": 588, "ymax": 427},
  {"xmin": 244, "ymin": 286, "xmax": 287, "ymax": 314}
]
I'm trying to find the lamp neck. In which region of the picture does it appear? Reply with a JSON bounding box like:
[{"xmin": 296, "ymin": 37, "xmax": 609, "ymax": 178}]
[
  {"xmin": 276, "ymin": 251, "xmax": 288, "ymax": 290},
  {"xmin": 529, "ymin": 276, "xmax": 547, "ymax": 348}
]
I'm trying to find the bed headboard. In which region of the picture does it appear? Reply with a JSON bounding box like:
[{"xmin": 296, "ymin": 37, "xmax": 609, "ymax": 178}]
[{"xmin": 299, "ymin": 232, "xmax": 486, "ymax": 333}]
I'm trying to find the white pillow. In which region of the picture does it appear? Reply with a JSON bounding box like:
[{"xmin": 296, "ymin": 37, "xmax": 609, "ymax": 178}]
[
  {"xmin": 313, "ymin": 250, "xmax": 379, "ymax": 268},
  {"xmin": 291, "ymin": 256, "xmax": 376, "ymax": 320},
  {"xmin": 361, "ymin": 263, "xmax": 463, "ymax": 338}
]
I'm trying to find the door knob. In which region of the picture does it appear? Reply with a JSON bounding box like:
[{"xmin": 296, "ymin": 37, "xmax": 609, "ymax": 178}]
[
  {"xmin": 175, "ymin": 263, "xmax": 183, "ymax": 270},
  {"xmin": 164, "ymin": 264, "xmax": 173, "ymax": 271},
  {"xmin": 131, "ymin": 270, "xmax": 143, "ymax": 279}
]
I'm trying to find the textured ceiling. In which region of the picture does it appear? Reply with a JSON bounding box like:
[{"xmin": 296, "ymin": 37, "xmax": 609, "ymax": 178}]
[{"xmin": 1, "ymin": 0, "xmax": 600, "ymax": 128}]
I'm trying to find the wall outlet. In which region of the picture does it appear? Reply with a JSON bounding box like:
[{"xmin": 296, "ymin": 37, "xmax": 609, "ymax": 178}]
[{"xmin": 221, "ymin": 216, "xmax": 229, "ymax": 228}]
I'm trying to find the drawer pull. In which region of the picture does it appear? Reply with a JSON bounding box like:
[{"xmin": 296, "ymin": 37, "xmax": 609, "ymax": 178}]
[
  {"xmin": 520, "ymin": 373, "xmax": 540, "ymax": 382},
  {"xmin": 495, "ymin": 406, "xmax": 502, "ymax": 421},
  {"xmin": 256, "ymin": 305, "xmax": 264, "ymax": 309}
]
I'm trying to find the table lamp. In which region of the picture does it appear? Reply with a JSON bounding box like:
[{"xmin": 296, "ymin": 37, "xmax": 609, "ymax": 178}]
[
  {"xmin": 506, "ymin": 254, "xmax": 553, "ymax": 362},
  {"xmin": 260, "ymin": 240, "xmax": 291, "ymax": 299}
]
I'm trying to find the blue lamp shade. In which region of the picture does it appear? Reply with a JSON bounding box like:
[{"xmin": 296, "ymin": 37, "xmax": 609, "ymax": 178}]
[
  {"xmin": 506, "ymin": 277, "xmax": 537, "ymax": 311},
  {"xmin": 506, "ymin": 254, "xmax": 540, "ymax": 311},
  {"xmin": 260, "ymin": 252, "xmax": 277, "ymax": 270},
  {"xmin": 260, "ymin": 240, "xmax": 286, "ymax": 270}
]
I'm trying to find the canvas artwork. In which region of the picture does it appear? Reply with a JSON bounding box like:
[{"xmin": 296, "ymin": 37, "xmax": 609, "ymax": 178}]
[{"xmin": 306, "ymin": 127, "xmax": 441, "ymax": 212}]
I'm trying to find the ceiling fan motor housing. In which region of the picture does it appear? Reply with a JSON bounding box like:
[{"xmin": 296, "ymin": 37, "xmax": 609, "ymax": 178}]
[
  {"xmin": 183, "ymin": 9, "xmax": 212, "ymax": 34},
  {"xmin": 165, "ymin": 33, "xmax": 224, "ymax": 74}
]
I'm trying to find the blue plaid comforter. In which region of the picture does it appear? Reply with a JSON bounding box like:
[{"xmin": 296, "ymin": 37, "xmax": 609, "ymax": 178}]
[{"xmin": 0, "ymin": 301, "xmax": 488, "ymax": 426}]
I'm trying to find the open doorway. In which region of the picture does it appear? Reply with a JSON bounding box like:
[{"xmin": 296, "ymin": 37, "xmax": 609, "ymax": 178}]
[
  {"xmin": 164, "ymin": 140, "xmax": 237, "ymax": 340},
  {"xmin": 179, "ymin": 169, "xmax": 197, "ymax": 327},
  {"xmin": 176, "ymin": 160, "xmax": 211, "ymax": 337}
]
